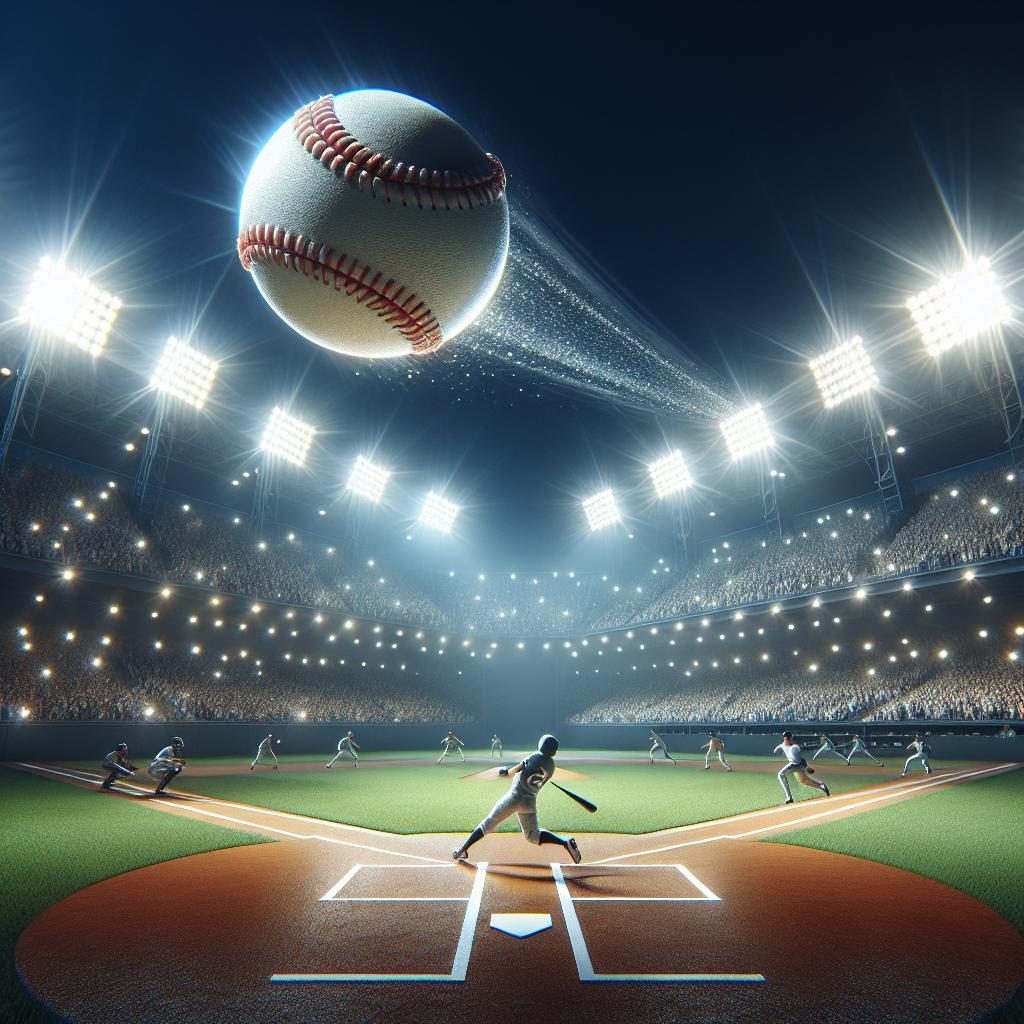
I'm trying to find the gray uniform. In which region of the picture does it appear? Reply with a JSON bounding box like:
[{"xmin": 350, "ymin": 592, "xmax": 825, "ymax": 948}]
[
  {"xmin": 327, "ymin": 735, "xmax": 359, "ymax": 766},
  {"xmin": 902, "ymin": 739, "xmax": 932, "ymax": 776},
  {"xmin": 100, "ymin": 750, "xmax": 134, "ymax": 789},
  {"xmin": 490, "ymin": 736, "xmax": 503, "ymax": 760},
  {"xmin": 478, "ymin": 751, "xmax": 555, "ymax": 843},
  {"xmin": 649, "ymin": 731, "xmax": 676, "ymax": 763},
  {"xmin": 437, "ymin": 734, "xmax": 465, "ymax": 763},
  {"xmin": 812, "ymin": 737, "xmax": 849, "ymax": 764},
  {"xmin": 846, "ymin": 736, "xmax": 884, "ymax": 766},
  {"xmin": 251, "ymin": 735, "xmax": 278, "ymax": 769},
  {"xmin": 148, "ymin": 745, "xmax": 180, "ymax": 780}
]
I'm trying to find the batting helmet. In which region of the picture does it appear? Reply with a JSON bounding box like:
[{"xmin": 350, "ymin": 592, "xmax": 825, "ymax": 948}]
[
  {"xmin": 116, "ymin": 742, "xmax": 128, "ymax": 752},
  {"xmin": 539, "ymin": 734, "xmax": 559, "ymax": 757},
  {"xmin": 782, "ymin": 731, "xmax": 793, "ymax": 740},
  {"xmin": 170, "ymin": 736, "xmax": 184, "ymax": 750}
]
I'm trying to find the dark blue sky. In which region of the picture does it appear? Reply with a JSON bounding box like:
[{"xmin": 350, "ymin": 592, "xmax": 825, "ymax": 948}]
[{"xmin": 2, "ymin": 2, "xmax": 1022, "ymax": 569}]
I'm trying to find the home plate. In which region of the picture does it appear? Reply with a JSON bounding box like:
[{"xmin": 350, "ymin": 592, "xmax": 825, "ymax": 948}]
[{"xmin": 490, "ymin": 913, "xmax": 552, "ymax": 938}]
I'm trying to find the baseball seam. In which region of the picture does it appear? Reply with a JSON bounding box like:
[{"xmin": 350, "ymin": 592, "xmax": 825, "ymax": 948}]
[
  {"xmin": 237, "ymin": 224, "xmax": 443, "ymax": 354},
  {"xmin": 294, "ymin": 95, "xmax": 506, "ymax": 210}
]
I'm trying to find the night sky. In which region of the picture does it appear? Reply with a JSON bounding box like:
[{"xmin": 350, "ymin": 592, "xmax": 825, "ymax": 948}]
[{"xmin": 2, "ymin": 3, "xmax": 1022, "ymax": 570}]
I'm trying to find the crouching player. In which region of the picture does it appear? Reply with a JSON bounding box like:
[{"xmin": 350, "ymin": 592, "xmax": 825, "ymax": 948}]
[
  {"xmin": 773, "ymin": 731, "xmax": 830, "ymax": 805},
  {"xmin": 149, "ymin": 736, "xmax": 186, "ymax": 795},
  {"xmin": 100, "ymin": 742, "xmax": 136, "ymax": 791},
  {"xmin": 453, "ymin": 734, "xmax": 581, "ymax": 864}
]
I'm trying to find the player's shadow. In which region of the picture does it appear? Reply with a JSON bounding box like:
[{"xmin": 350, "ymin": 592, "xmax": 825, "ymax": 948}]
[{"xmin": 463, "ymin": 863, "xmax": 620, "ymax": 892}]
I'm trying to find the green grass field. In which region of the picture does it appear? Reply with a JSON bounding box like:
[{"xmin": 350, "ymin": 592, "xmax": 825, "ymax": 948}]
[{"xmin": 0, "ymin": 766, "xmax": 272, "ymax": 1024}]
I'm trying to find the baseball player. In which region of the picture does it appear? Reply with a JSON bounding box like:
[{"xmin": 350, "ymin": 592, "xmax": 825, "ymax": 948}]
[
  {"xmin": 845, "ymin": 734, "xmax": 885, "ymax": 767},
  {"xmin": 701, "ymin": 731, "xmax": 732, "ymax": 771},
  {"xmin": 327, "ymin": 731, "xmax": 361, "ymax": 768},
  {"xmin": 100, "ymin": 742, "xmax": 136, "ymax": 791},
  {"xmin": 452, "ymin": 734, "xmax": 581, "ymax": 864},
  {"xmin": 902, "ymin": 735, "xmax": 933, "ymax": 777},
  {"xmin": 490, "ymin": 734, "xmax": 503, "ymax": 760},
  {"xmin": 811, "ymin": 733, "xmax": 850, "ymax": 763},
  {"xmin": 250, "ymin": 732, "xmax": 279, "ymax": 771},
  {"xmin": 437, "ymin": 730, "xmax": 466, "ymax": 764},
  {"xmin": 773, "ymin": 731, "xmax": 830, "ymax": 804},
  {"xmin": 148, "ymin": 736, "xmax": 186, "ymax": 795},
  {"xmin": 649, "ymin": 729, "xmax": 677, "ymax": 764}
]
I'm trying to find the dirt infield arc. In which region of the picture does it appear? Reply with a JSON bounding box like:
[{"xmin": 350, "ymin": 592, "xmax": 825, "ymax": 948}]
[{"xmin": 15, "ymin": 763, "xmax": 1024, "ymax": 1024}]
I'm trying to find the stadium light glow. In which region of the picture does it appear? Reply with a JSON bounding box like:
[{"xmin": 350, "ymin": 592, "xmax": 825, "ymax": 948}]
[
  {"xmin": 260, "ymin": 407, "xmax": 315, "ymax": 466},
  {"xmin": 809, "ymin": 336, "xmax": 879, "ymax": 408},
  {"xmin": 907, "ymin": 258, "xmax": 1011, "ymax": 357},
  {"xmin": 720, "ymin": 404, "xmax": 773, "ymax": 460},
  {"xmin": 19, "ymin": 257, "xmax": 122, "ymax": 356},
  {"xmin": 150, "ymin": 336, "xmax": 219, "ymax": 408},
  {"xmin": 347, "ymin": 455, "xmax": 390, "ymax": 502},
  {"xmin": 419, "ymin": 491, "xmax": 460, "ymax": 533},
  {"xmin": 582, "ymin": 489, "xmax": 620, "ymax": 532},
  {"xmin": 648, "ymin": 450, "xmax": 692, "ymax": 498}
]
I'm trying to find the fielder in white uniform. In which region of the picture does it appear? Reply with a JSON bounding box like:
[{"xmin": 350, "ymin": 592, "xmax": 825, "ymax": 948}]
[
  {"xmin": 452, "ymin": 734, "xmax": 581, "ymax": 863},
  {"xmin": 437, "ymin": 730, "xmax": 466, "ymax": 763},
  {"xmin": 845, "ymin": 735, "xmax": 885, "ymax": 767},
  {"xmin": 902, "ymin": 735, "xmax": 933, "ymax": 777},
  {"xmin": 148, "ymin": 736, "xmax": 185, "ymax": 794},
  {"xmin": 773, "ymin": 731, "xmax": 830, "ymax": 804},
  {"xmin": 812, "ymin": 734, "xmax": 849, "ymax": 764},
  {"xmin": 490, "ymin": 734, "xmax": 503, "ymax": 760},
  {"xmin": 327, "ymin": 731, "xmax": 361, "ymax": 767},
  {"xmin": 250, "ymin": 733, "xmax": 279, "ymax": 770},
  {"xmin": 649, "ymin": 729, "xmax": 677, "ymax": 764},
  {"xmin": 701, "ymin": 731, "xmax": 732, "ymax": 771}
]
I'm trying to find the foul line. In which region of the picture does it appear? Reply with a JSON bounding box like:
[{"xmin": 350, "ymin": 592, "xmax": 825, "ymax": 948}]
[{"xmin": 592, "ymin": 764, "xmax": 1015, "ymax": 864}]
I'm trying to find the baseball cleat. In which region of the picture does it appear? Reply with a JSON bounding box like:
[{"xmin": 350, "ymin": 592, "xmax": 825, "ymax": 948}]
[
  {"xmin": 784, "ymin": 798, "xmax": 794, "ymax": 804},
  {"xmin": 821, "ymin": 784, "xmax": 830, "ymax": 796},
  {"xmin": 567, "ymin": 838, "xmax": 582, "ymax": 864},
  {"xmin": 250, "ymin": 766, "xmax": 254, "ymax": 771},
  {"xmin": 452, "ymin": 848, "xmax": 468, "ymax": 862}
]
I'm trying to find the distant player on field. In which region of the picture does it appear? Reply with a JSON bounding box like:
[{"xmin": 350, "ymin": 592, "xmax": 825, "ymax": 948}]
[
  {"xmin": 327, "ymin": 731, "xmax": 361, "ymax": 768},
  {"xmin": 437, "ymin": 730, "xmax": 466, "ymax": 764},
  {"xmin": 490, "ymin": 734, "xmax": 503, "ymax": 760},
  {"xmin": 452, "ymin": 734, "xmax": 581, "ymax": 864},
  {"xmin": 701, "ymin": 731, "xmax": 732, "ymax": 771},
  {"xmin": 100, "ymin": 742, "xmax": 136, "ymax": 791},
  {"xmin": 845, "ymin": 734, "xmax": 884, "ymax": 767},
  {"xmin": 811, "ymin": 733, "xmax": 849, "ymax": 763},
  {"xmin": 148, "ymin": 736, "xmax": 186, "ymax": 795},
  {"xmin": 773, "ymin": 731, "xmax": 830, "ymax": 804},
  {"xmin": 250, "ymin": 732, "xmax": 279, "ymax": 771},
  {"xmin": 649, "ymin": 729, "xmax": 676, "ymax": 764},
  {"xmin": 901, "ymin": 734, "xmax": 933, "ymax": 777}
]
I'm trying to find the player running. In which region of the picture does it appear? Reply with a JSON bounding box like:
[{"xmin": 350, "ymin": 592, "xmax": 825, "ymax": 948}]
[
  {"xmin": 100, "ymin": 742, "xmax": 136, "ymax": 791},
  {"xmin": 250, "ymin": 733, "xmax": 279, "ymax": 771},
  {"xmin": 811, "ymin": 733, "xmax": 849, "ymax": 763},
  {"xmin": 773, "ymin": 731, "xmax": 830, "ymax": 804},
  {"xmin": 701, "ymin": 731, "xmax": 732, "ymax": 771},
  {"xmin": 327, "ymin": 731, "xmax": 361, "ymax": 768},
  {"xmin": 845, "ymin": 734, "xmax": 885, "ymax": 767},
  {"xmin": 490, "ymin": 734, "xmax": 503, "ymax": 760},
  {"xmin": 452, "ymin": 734, "xmax": 581, "ymax": 864},
  {"xmin": 437, "ymin": 730, "xmax": 466, "ymax": 764},
  {"xmin": 649, "ymin": 729, "xmax": 677, "ymax": 764},
  {"xmin": 902, "ymin": 734, "xmax": 933, "ymax": 777},
  {"xmin": 148, "ymin": 736, "xmax": 186, "ymax": 795}
]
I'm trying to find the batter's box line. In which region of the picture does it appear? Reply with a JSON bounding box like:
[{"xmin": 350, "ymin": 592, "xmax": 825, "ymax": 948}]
[
  {"xmin": 562, "ymin": 864, "xmax": 721, "ymax": 902},
  {"xmin": 551, "ymin": 863, "xmax": 765, "ymax": 984},
  {"xmin": 320, "ymin": 863, "xmax": 471, "ymax": 903},
  {"xmin": 271, "ymin": 862, "xmax": 488, "ymax": 983}
]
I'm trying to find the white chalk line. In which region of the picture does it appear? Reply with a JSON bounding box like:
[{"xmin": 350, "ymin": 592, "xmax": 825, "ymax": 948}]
[{"xmin": 591, "ymin": 763, "xmax": 1016, "ymax": 864}]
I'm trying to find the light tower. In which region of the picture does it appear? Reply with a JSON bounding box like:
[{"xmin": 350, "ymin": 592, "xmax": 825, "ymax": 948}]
[
  {"xmin": 648, "ymin": 449, "xmax": 693, "ymax": 566},
  {"xmin": 719, "ymin": 403, "xmax": 780, "ymax": 537},
  {"xmin": 254, "ymin": 406, "xmax": 315, "ymax": 534}
]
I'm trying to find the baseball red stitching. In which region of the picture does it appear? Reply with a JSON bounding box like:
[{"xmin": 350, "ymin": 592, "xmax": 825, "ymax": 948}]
[
  {"xmin": 237, "ymin": 224, "xmax": 443, "ymax": 354},
  {"xmin": 294, "ymin": 95, "xmax": 506, "ymax": 210}
]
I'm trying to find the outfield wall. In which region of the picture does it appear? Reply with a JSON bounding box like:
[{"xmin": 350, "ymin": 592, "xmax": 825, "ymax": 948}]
[{"xmin": 1, "ymin": 721, "xmax": 1021, "ymax": 762}]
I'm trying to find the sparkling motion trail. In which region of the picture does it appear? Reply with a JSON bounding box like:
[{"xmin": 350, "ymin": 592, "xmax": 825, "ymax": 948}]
[{"xmin": 461, "ymin": 201, "xmax": 737, "ymax": 420}]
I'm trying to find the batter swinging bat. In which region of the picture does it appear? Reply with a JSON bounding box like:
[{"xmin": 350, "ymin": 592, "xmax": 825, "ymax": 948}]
[{"xmin": 551, "ymin": 781, "xmax": 598, "ymax": 814}]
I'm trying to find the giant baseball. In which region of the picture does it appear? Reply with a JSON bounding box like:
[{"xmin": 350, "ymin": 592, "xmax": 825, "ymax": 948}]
[{"xmin": 237, "ymin": 89, "xmax": 509, "ymax": 359}]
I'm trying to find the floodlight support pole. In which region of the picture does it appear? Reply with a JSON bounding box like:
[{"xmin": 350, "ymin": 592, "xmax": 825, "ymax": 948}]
[
  {"xmin": 0, "ymin": 342, "xmax": 40, "ymax": 471},
  {"xmin": 862, "ymin": 403, "xmax": 903, "ymax": 520},
  {"xmin": 993, "ymin": 340, "xmax": 1024, "ymax": 469},
  {"xmin": 669, "ymin": 493, "xmax": 693, "ymax": 568},
  {"xmin": 252, "ymin": 458, "xmax": 275, "ymax": 537},
  {"xmin": 759, "ymin": 462, "xmax": 781, "ymax": 538},
  {"xmin": 133, "ymin": 401, "xmax": 170, "ymax": 514}
]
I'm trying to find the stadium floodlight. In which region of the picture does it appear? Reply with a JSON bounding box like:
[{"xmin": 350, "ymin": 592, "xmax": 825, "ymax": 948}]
[
  {"xmin": 419, "ymin": 491, "xmax": 460, "ymax": 533},
  {"xmin": 582, "ymin": 489, "xmax": 620, "ymax": 532},
  {"xmin": 20, "ymin": 256, "xmax": 122, "ymax": 356},
  {"xmin": 907, "ymin": 258, "xmax": 1011, "ymax": 357},
  {"xmin": 809, "ymin": 336, "xmax": 879, "ymax": 408},
  {"xmin": 720, "ymin": 404, "xmax": 773, "ymax": 460},
  {"xmin": 260, "ymin": 407, "xmax": 315, "ymax": 466},
  {"xmin": 649, "ymin": 450, "xmax": 692, "ymax": 498},
  {"xmin": 150, "ymin": 336, "xmax": 218, "ymax": 409},
  {"xmin": 347, "ymin": 455, "xmax": 390, "ymax": 502}
]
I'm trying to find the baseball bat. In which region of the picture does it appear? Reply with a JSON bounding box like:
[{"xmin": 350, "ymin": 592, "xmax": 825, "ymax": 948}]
[{"xmin": 551, "ymin": 781, "xmax": 598, "ymax": 814}]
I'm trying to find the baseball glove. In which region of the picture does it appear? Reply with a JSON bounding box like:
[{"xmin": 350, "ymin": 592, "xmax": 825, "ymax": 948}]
[
  {"xmin": 498, "ymin": 768, "xmax": 509, "ymax": 776},
  {"xmin": 806, "ymin": 767, "xmax": 815, "ymax": 774}
]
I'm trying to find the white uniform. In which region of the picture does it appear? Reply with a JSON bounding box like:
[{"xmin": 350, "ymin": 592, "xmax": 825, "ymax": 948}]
[
  {"xmin": 773, "ymin": 741, "xmax": 828, "ymax": 802},
  {"xmin": 327, "ymin": 734, "xmax": 359, "ymax": 767},
  {"xmin": 251, "ymin": 735, "xmax": 278, "ymax": 769},
  {"xmin": 902, "ymin": 739, "xmax": 932, "ymax": 777},
  {"xmin": 649, "ymin": 731, "xmax": 676, "ymax": 763},
  {"xmin": 490, "ymin": 736, "xmax": 503, "ymax": 760},
  {"xmin": 812, "ymin": 737, "xmax": 849, "ymax": 764},
  {"xmin": 437, "ymin": 734, "xmax": 465, "ymax": 763},
  {"xmin": 846, "ymin": 736, "xmax": 884, "ymax": 766},
  {"xmin": 701, "ymin": 736, "xmax": 731, "ymax": 770},
  {"xmin": 148, "ymin": 744, "xmax": 183, "ymax": 792}
]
